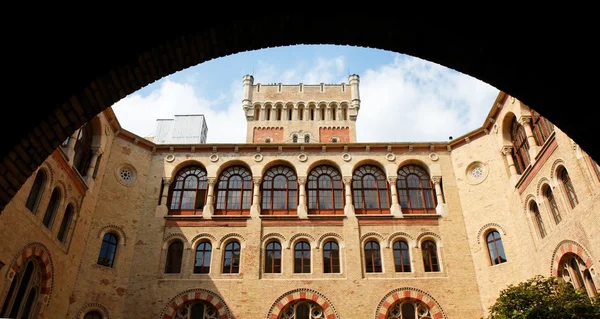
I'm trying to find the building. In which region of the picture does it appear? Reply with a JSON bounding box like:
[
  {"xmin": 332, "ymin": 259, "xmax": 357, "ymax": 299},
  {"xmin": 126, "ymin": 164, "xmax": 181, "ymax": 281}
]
[
  {"xmin": 0, "ymin": 74, "xmax": 598, "ymax": 319},
  {"xmin": 153, "ymin": 114, "xmax": 209, "ymax": 144}
]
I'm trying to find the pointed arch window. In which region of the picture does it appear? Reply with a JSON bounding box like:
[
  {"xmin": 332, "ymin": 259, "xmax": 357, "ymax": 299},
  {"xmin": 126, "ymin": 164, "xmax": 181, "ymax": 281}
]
[
  {"xmin": 261, "ymin": 165, "xmax": 298, "ymax": 215},
  {"xmin": 393, "ymin": 240, "xmax": 411, "ymax": 272},
  {"xmin": 294, "ymin": 241, "xmax": 311, "ymax": 273},
  {"xmin": 215, "ymin": 166, "xmax": 253, "ymax": 215},
  {"xmin": 307, "ymin": 165, "xmax": 344, "ymax": 215},
  {"xmin": 222, "ymin": 241, "xmax": 241, "ymax": 274},
  {"xmin": 164, "ymin": 240, "xmax": 184, "ymax": 273},
  {"xmin": 558, "ymin": 166, "xmax": 578, "ymax": 208},
  {"xmin": 397, "ymin": 165, "xmax": 436, "ymax": 214},
  {"xmin": 42, "ymin": 187, "xmax": 61, "ymax": 229},
  {"xmin": 25, "ymin": 170, "xmax": 46, "ymax": 213},
  {"xmin": 323, "ymin": 240, "xmax": 340, "ymax": 273},
  {"xmin": 486, "ymin": 230, "xmax": 507, "ymax": 265},
  {"xmin": 169, "ymin": 166, "xmax": 208, "ymax": 213},
  {"xmin": 364, "ymin": 241, "xmax": 382, "ymax": 273},
  {"xmin": 173, "ymin": 301, "xmax": 219, "ymax": 319},
  {"xmin": 264, "ymin": 241, "xmax": 282, "ymax": 273},
  {"xmin": 57, "ymin": 204, "xmax": 74, "ymax": 243},
  {"xmin": 543, "ymin": 185, "xmax": 562, "ymax": 224},
  {"xmin": 531, "ymin": 202, "xmax": 547, "ymax": 239},
  {"xmin": 422, "ymin": 240, "xmax": 439, "ymax": 272},
  {"xmin": 511, "ymin": 117, "xmax": 530, "ymax": 174},
  {"xmin": 194, "ymin": 241, "xmax": 212, "ymax": 274},
  {"xmin": 97, "ymin": 233, "xmax": 118, "ymax": 267},
  {"xmin": 352, "ymin": 165, "xmax": 390, "ymax": 214},
  {"xmin": 531, "ymin": 109, "xmax": 554, "ymax": 146},
  {"xmin": 0, "ymin": 259, "xmax": 44, "ymax": 319},
  {"xmin": 386, "ymin": 299, "xmax": 432, "ymax": 319},
  {"xmin": 560, "ymin": 253, "xmax": 598, "ymax": 298},
  {"xmin": 279, "ymin": 300, "xmax": 324, "ymax": 319}
]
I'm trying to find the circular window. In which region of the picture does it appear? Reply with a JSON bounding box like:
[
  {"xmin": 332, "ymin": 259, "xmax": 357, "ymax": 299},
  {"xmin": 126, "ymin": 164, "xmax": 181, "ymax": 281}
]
[
  {"xmin": 115, "ymin": 164, "xmax": 137, "ymax": 186},
  {"xmin": 465, "ymin": 161, "xmax": 488, "ymax": 185},
  {"xmin": 330, "ymin": 136, "xmax": 339, "ymax": 143},
  {"xmin": 471, "ymin": 166, "xmax": 484, "ymax": 179},
  {"xmin": 265, "ymin": 137, "xmax": 272, "ymax": 143}
]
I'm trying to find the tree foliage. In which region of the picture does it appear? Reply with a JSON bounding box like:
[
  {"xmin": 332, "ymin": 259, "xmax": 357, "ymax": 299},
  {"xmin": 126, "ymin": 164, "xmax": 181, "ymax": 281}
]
[{"xmin": 486, "ymin": 275, "xmax": 600, "ymax": 319}]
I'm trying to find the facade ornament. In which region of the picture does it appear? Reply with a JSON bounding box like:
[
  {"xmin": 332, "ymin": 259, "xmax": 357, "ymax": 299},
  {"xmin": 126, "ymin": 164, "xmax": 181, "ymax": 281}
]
[
  {"xmin": 387, "ymin": 176, "xmax": 398, "ymax": 184},
  {"xmin": 431, "ymin": 176, "xmax": 442, "ymax": 184},
  {"xmin": 207, "ymin": 178, "xmax": 217, "ymax": 186},
  {"xmin": 253, "ymin": 177, "xmax": 262, "ymax": 185},
  {"xmin": 297, "ymin": 177, "xmax": 307, "ymax": 185},
  {"xmin": 342, "ymin": 176, "xmax": 353, "ymax": 185},
  {"xmin": 501, "ymin": 146, "xmax": 513, "ymax": 156}
]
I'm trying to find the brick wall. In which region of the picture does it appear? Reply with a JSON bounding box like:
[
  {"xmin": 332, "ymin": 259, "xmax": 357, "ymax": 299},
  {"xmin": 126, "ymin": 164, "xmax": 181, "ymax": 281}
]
[
  {"xmin": 253, "ymin": 127, "xmax": 284, "ymax": 143},
  {"xmin": 319, "ymin": 127, "xmax": 350, "ymax": 143}
]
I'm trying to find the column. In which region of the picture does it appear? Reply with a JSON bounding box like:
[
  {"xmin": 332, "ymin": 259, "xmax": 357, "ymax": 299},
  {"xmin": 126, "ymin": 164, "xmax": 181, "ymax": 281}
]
[
  {"xmin": 160, "ymin": 177, "xmax": 171, "ymax": 207},
  {"xmin": 520, "ymin": 115, "xmax": 540, "ymax": 159},
  {"xmin": 501, "ymin": 146, "xmax": 518, "ymax": 176},
  {"xmin": 250, "ymin": 177, "xmax": 261, "ymax": 217},
  {"xmin": 84, "ymin": 147, "xmax": 102, "ymax": 184},
  {"xmin": 292, "ymin": 105, "xmax": 299, "ymax": 121},
  {"xmin": 431, "ymin": 176, "xmax": 444, "ymax": 205},
  {"xmin": 337, "ymin": 106, "xmax": 343, "ymax": 121},
  {"xmin": 297, "ymin": 177, "xmax": 308, "ymax": 218},
  {"xmin": 304, "ymin": 107, "xmax": 310, "ymax": 121},
  {"xmin": 343, "ymin": 177, "xmax": 355, "ymax": 216},
  {"xmin": 326, "ymin": 105, "xmax": 332, "ymax": 121},
  {"xmin": 65, "ymin": 128, "xmax": 80, "ymax": 164},
  {"xmin": 202, "ymin": 178, "xmax": 216, "ymax": 219},
  {"xmin": 387, "ymin": 176, "xmax": 402, "ymax": 217},
  {"xmin": 259, "ymin": 104, "xmax": 266, "ymax": 121}
]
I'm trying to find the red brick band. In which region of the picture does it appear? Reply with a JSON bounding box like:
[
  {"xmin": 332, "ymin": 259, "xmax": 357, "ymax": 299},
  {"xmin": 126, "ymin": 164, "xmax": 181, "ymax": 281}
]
[
  {"xmin": 551, "ymin": 240, "xmax": 594, "ymax": 276},
  {"xmin": 7, "ymin": 243, "xmax": 53, "ymax": 304},
  {"xmin": 375, "ymin": 288, "xmax": 445, "ymax": 319},
  {"xmin": 160, "ymin": 288, "xmax": 231, "ymax": 319},
  {"xmin": 267, "ymin": 288, "xmax": 338, "ymax": 319}
]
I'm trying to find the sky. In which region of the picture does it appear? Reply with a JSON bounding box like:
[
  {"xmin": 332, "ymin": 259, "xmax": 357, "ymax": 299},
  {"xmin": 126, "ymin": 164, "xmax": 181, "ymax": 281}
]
[{"xmin": 111, "ymin": 45, "xmax": 499, "ymax": 143}]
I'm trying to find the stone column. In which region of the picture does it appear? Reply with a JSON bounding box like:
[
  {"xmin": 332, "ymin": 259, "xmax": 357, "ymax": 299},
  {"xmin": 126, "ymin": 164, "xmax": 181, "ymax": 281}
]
[
  {"xmin": 250, "ymin": 177, "xmax": 261, "ymax": 217},
  {"xmin": 65, "ymin": 128, "xmax": 80, "ymax": 164},
  {"xmin": 501, "ymin": 146, "xmax": 518, "ymax": 176},
  {"xmin": 202, "ymin": 178, "xmax": 216, "ymax": 219},
  {"xmin": 326, "ymin": 105, "xmax": 332, "ymax": 121},
  {"xmin": 431, "ymin": 176, "xmax": 444, "ymax": 205},
  {"xmin": 84, "ymin": 147, "xmax": 103, "ymax": 184},
  {"xmin": 259, "ymin": 105, "xmax": 266, "ymax": 121},
  {"xmin": 304, "ymin": 107, "xmax": 310, "ymax": 121},
  {"xmin": 297, "ymin": 177, "xmax": 308, "ymax": 219},
  {"xmin": 337, "ymin": 106, "xmax": 343, "ymax": 121},
  {"xmin": 292, "ymin": 105, "xmax": 299, "ymax": 121},
  {"xmin": 388, "ymin": 176, "xmax": 402, "ymax": 217},
  {"xmin": 343, "ymin": 177, "xmax": 355, "ymax": 216},
  {"xmin": 520, "ymin": 115, "xmax": 540, "ymax": 159},
  {"xmin": 155, "ymin": 177, "xmax": 171, "ymax": 217}
]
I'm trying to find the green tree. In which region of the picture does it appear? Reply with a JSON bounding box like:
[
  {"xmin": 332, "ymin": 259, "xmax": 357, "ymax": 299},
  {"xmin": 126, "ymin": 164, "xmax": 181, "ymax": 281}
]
[{"xmin": 486, "ymin": 275, "xmax": 599, "ymax": 319}]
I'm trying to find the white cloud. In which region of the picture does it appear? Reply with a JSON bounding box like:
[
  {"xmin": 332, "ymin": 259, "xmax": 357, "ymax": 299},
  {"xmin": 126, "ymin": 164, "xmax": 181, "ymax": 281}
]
[{"xmin": 111, "ymin": 52, "xmax": 498, "ymax": 144}]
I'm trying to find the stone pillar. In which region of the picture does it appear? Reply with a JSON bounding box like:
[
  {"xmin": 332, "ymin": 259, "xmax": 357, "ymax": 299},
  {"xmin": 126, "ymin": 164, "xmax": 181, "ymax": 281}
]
[
  {"xmin": 388, "ymin": 176, "xmax": 403, "ymax": 217},
  {"xmin": 304, "ymin": 107, "xmax": 310, "ymax": 121},
  {"xmin": 337, "ymin": 106, "xmax": 343, "ymax": 121},
  {"xmin": 520, "ymin": 115, "xmax": 540, "ymax": 159},
  {"xmin": 160, "ymin": 178, "xmax": 171, "ymax": 207},
  {"xmin": 297, "ymin": 177, "xmax": 308, "ymax": 219},
  {"xmin": 326, "ymin": 105, "xmax": 332, "ymax": 121},
  {"xmin": 501, "ymin": 146, "xmax": 518, "ymax": 176},
  {"xmin": 84, "ymin": 147, "xmax": 103, "ymax": 184},
  {"xmin": 202, "ymin": 178, "xmax": 216, "ymax": 219},
  {"xmin": 259, "ymin": 104, "xmax": 266, "ymax": 121},
  {"xmin": 349, "ymin": 74, "xmax": 361, "ymax": 110},
  {"xmin": 292, "ymin": 105, "xmax": 299, "ymax": 121},
  {"xmin": 431, "ymin": 176, "xmax": 444, "ymax": 205},
  {"xmin": 250, "ymin": 177, "xmax": 261, "ymax": 217},
  {"xmin": 343, "ymin": 177, "xmax": 355, "ymax": 216},
  {"xmin": 242, "ymin": 74, "xmax": 254, "ymax": 120},
  {"xmin": 65, "ymin": 128, "xmax": 80, "ymax": 164},
  {"xmin": 315, "ymin": 106, "xmax": 321, "ymax": 121}
]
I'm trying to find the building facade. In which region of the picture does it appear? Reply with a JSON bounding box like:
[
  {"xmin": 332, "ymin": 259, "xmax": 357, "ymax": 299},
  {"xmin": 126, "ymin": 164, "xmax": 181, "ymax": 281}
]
[{"xmin": 0, "ymin": 74, "xmax": 598, "ymax": 319}]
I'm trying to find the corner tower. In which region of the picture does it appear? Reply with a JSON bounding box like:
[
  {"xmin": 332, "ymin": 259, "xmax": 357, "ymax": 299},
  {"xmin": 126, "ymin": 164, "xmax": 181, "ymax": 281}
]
[{"xmin": 242, "ymin": 74, "xmax": 361, "ymax": 143}]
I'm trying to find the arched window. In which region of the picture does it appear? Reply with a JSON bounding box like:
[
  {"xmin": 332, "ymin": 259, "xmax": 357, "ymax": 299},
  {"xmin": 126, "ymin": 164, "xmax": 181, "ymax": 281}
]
[
  {"xmin": 84, "ymin": 311, "xmax": 103, "ymax": 319},
  {"xmin": 222, "ymin": 241, "xmax": 241, "ymax": 274},
  {"xmin": 173, "ymin": 301, "xmax": 219, "ymax": 319},
  {"xmin": 393, "ymin": 240, "xmax": 411, "ymax": 272},
  {"xmin": 73, "ymin": 121, "xmax": 94, "ymax": 176},
  {"xmin": 385, "ymin": 299, "xmax": 432, "ymax": 319},
  {"xmin": 215, "ymin": 166, "xmax": 253, "ymax": 215},
  {"xmin": 276, "ymin": 107, "xmax": 282, "ymax": 121},
  {"xmin": 543, "ymin": 185, "xmax": 562, "ymax": 224},
  {"xmin": 421, "ymin": 240, "xmax": 439, "ymax": 272},
  {"xmin": 292, "ymin": 134, "xmax": 298, "ymax": 143},
  {"xmin": 294, "ymin": 241, "xmax": 311, "ymax": 273},
  {"xmin": 352, "ymin": 165, "xmax": 390, "ymax": 214},
  {"xmin": 364, "ymin": 241, "xmax": 382, "ymax": 273},
  {"xmin": 57, "ymin": 204, "xmax": 74, "ymax": 243},
  {"xmin": 42, "ymin": 187, "xmax": 61, "ymax": 229},
  {"xmin": 25, "ymin": 170, "xmax": 46, "ymax": 213},
  {"xmin": 261, "ymin": 165, "xmax": 298, "ymax": 215},
  {"xmin": 254, "ymin": 105, "xmax": 260, "ymax": 121},
  {"xmin": 558, "ymin": 166, "xmax": 578, "ymax": 208},
  {"xmin": 307, "ymin": 165, "xmax": 344, "ymax": 215},
  {"xmin": 168, "ymin": 166, "xmax": 208, "ymax": 213},
  {"xmin": 298, "ymin": 106, "xmax": 304, "ymax": 121},
  {"xmin": 97, "ymin": 233, "xmax": 118, "ymax": 268},
  {"xmin": 323, "ymin": 240, "xmax": 340, "ymax": 274},
  {"xmin": 486, "ymin": 231, "xmax": 507, "ymax": 265},
  {"xmin": 194, "ymin": 241, "xmax": 212, "ymax": 274},
  {"xmin": 511, "ymin": 117, "xmax": 530, "ymax": 174},
  {"xmin": 310, "ymin": 108, "xmax": 314, "ymax": 121},
  {"xmin": 531, "ymin": 109, "xmax": 554, "ymax": 146},
  {"xmin": 304, "ymin": 134, "xmax": 310, "ymax": 143},
  {"xmin": 0, "ymin": 259, "xmax": 44, "ymax": 318},
  {"xmin": 531, "ymin": 202, "xmax": 547, "ymax": 239},
  {"xmin": 264, "ymin": 241, "xmax": 282, "ymax": 273},
  {"xmin": 279, "ymin": 300, "xmax": 324, "ymax": 319},
  {"xmin": 342, "ymin": 105, "xmax": 348, "ymax": 121},
  {"xmin": 559, "ymin": 254, "xmax": 598, "ymax": 298},
  {"xmin": 397, "ymin": 165, "xmax": 436, "ymax": 214},
  {"xmin": 164, "ymin": 240, "xmax": 184, "ymax": 273}
]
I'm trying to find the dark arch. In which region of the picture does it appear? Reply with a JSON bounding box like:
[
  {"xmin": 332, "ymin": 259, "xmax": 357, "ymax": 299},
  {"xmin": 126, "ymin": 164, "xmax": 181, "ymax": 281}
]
[{"xmin": 0, "ymin": 19, "xmax": 596, "ymax": 213}]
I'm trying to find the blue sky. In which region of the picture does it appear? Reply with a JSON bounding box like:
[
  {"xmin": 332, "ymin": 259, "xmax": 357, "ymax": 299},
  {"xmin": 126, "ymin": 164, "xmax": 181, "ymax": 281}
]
[{"xmin": 112, "ymin": 45, "xmax": 499, "ymax": 143}]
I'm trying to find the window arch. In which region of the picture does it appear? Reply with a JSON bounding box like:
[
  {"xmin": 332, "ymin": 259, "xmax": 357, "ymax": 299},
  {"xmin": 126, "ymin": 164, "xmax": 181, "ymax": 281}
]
[
  {"xmin": 559, "ymin": 253, "xmax": 598, "ymax": 298},
  {"xmin": 530, "ymin": 202, "xmax": 547, "ymax": 239},
  {"xmin": 42, "ymin": 187, "xmax": 61, "ymax": 229},
  {"xmin": 421, "ymin": 240, "xmax": 440, "ymax": 272},
  {"xmin": 397, "ymin": 165, "xmax": 436, "ymax": 214},
  {"xmin": 73, "ymin": 121, "xmax": 94, "ymax": 176},
  {"xmin": 215, "ymin": 165, "xmax": 253, "ymax": 215},
  {"xmin": 222, "ymin": 241, "xmax": 241, "ymax": 274},
  {"xmin": 352, "ymin": 164, "xmax": 390, "ymax": 214},
  {"xmin": 261, "ymin": 165, "xmax": 298, "ymax": 215},
  {"xmin": 279, "ymin": 300, "xmax": 324, "ymax": 319},
  {"xmin": 364, "ymin": 240, "xmax": 382, "ymax": 273},
  {"xmin": 558, "ymin": 166, "xmax": 578, "ymax": 208},
  {"xmin": 393, "ymin": 240, "xmax": 411, "ymax": 272},
  {"xmin": 57, "ymin": 203, "xmax": 74, "ymax": 243},
  {"xmin": 97, "ymin": 233, "xmax": 118, "ymax": 268},
  {"xmin": 292, "ymin": 134, "xmax": 298, "ymax": 143},
  {"xmin": 173, "ymin": 301, "xmax": 220, "ymax": 319},
  {"xmin": 307, "ymin": 165, "xmax": 344, "ymax": 215},
  {"xmin": 542, "ymin": 185, "xmax": 562, "ymax": 224},
  {"xmin": 0, "ymin": 258, "xmax": 44, "ymax": 318},
  {"xmin": 294, "ymin": 241, "xmax": 311, "ymax": 273},
  {"xmin": 194, "ymin": 241, "xmax": 212, "ymax": 274},
  {"xmin": 264, "ymin": 240, "xmax": 282, "ymax": 273},
  {"xmin": 531, "ymin": 109, "xmax": 554, "ymax": 146},
  {"xmin": 511, "ymin": 117, "xmax": 530, "ymax": 174},
  {"xmin": 84, "ymin": 311, "xmax": 103, "ymax": 319},
  {"xmin": 25, "ymin": 170, "xmax": 46, "ymax": 213},
  {"xmin": 323, "ymin": 240, "xmax": 340, "ymax": 274},
  {"xmin": 168, "ymin": 165, "xmax": 208, "ymax": 212},
  {"xmin": 164, "ymin": 240, "xmax": 184, "ymax": 273},
  {"xmin": 385, "ymin": 299, "xmax": 432, "ymax": 319},
  {"xmin": 485, "ymin": 230, "xmax": 507, "ymax": 265}
]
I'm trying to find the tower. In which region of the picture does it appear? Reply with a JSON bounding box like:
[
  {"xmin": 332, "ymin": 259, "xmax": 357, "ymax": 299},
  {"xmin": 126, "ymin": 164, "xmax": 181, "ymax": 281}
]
[{"xmin": 243, "ymin": 74, "xmax": 361, "ymax": 144}]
